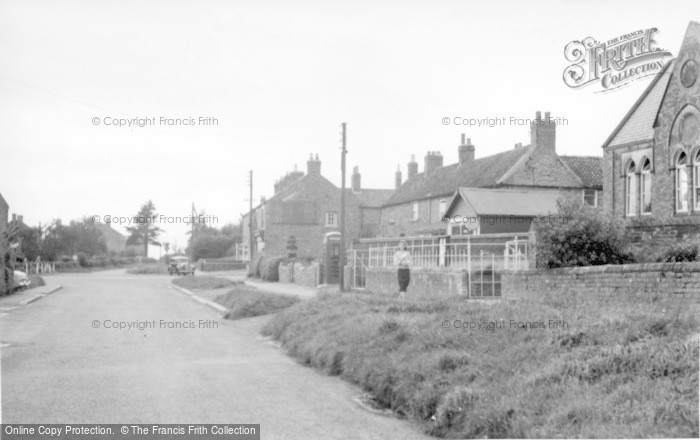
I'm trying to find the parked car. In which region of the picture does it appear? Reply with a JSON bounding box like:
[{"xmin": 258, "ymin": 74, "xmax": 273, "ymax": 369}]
[
  {"xmin": 168, "ymin": 256, "xmax": 195, "ymax": 276},
  {"xmin": 13, "ymin": 270, "xmax": 30, "ymax": 290}
]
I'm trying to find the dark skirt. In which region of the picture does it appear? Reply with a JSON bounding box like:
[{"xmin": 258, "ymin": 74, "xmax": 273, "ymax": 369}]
[{"xmin": 397, "ymin": 267, "xmax": 410, "ymax": 292}]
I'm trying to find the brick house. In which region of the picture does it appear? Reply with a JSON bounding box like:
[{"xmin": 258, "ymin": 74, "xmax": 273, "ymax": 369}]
[
  {"xmin": 93, "ymin": 222, "xmax": 127, "ymax": 254},
  {"xmin": 602, "ymin": 21, "xmax": 700, "ymax": 250},
  {"xmin": 379, "ymin": 112, "xmax": 603, "ymax": 237},
  {"xmin": 242, "ymin": 154, "xmax": 393, "ymax": 262}
]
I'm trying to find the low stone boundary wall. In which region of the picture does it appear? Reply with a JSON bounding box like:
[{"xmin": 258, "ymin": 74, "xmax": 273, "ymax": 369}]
[
  {"xmin": 279, "ymin": 261, "xmax": 320, "ymax": 287},
  {"xmin": 502, "ymin": 262, "xmax": 700, "ymax": 304},
  {"xmin": 364, "ymin": 267, "xmax": 468, "ymax": 298}
]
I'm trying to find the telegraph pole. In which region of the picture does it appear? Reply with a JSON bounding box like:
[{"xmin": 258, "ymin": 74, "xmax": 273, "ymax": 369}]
[
  {"xmin": 339, "ymin": 123, "xmax": 347, "ymax": 292},
  {"xmin": 248, "ymin": 170, "xmax": 254, "ymax": 261}
]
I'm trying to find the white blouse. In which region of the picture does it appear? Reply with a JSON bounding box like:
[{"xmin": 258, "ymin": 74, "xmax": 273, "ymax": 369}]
[{"xmin": 393, "ymin": 250, "xmax": 412, "ymax": 268}]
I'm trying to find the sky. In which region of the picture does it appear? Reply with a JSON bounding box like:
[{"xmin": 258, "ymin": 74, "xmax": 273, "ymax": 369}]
[{"xmin": 0, "ymin": 0, "xmax": 697, "ymax": 249}]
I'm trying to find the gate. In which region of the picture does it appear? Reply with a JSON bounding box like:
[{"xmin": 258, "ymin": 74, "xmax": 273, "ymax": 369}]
[{"xmin": 346, "ymin": 249, "xmax": 369, "ymax": 288}]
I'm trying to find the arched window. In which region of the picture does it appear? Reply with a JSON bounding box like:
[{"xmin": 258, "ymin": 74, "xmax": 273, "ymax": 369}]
[
  {"xmin": 694, "ymin": 150, "xmax": 700, "ymax": 211},
  {"xmin": 626, "ymin": 160, "xmax": 637, "ymax": 216},
  {"xmin": 676, "ymin": 152, "xmax": 689, "ymax": 213},
  {"xmin": 641, "ymin": 158, "xmax": 652, "ymax": 214}
]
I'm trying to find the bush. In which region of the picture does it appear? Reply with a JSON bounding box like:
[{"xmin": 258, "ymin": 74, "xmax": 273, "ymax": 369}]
[
  {"xmin": 536, "ymin": 200, "xmax": 634, "ymax": 268},
  {"xmin": 656, "ymin": 243, "xmax": 699, "ymax": 262},
  {"xmin": 76, "ymin": 252, "xmax": 89, "ymax": 267},
  {"xmin": 190, "ymin": 233, "xmax": 235, "ymax": 261},
  {"xmin": 259, "ymin": 255, "xmax": 285, "ymax": 281}
]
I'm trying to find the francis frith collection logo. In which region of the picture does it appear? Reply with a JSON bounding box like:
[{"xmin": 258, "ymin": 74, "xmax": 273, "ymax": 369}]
[{"xmin": 563, "ymin": 27, "xmax": 673, "ymax": 93}]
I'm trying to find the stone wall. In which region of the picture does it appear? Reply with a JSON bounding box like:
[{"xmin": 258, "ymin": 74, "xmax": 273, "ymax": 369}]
[
  {"xmin": 278, "ymin": 261, "xmax": 320, "ymax": 287},
  {"xmin": 364, "ymin": 267, "xmax": 469, "ymax": 298},
  {"xmin": 625, "ymin": 218, "xmax": 700, "ymax": 260},
  {"xmin": 502, "ymin": 263, "xmax": 700, "ymax": 306}
]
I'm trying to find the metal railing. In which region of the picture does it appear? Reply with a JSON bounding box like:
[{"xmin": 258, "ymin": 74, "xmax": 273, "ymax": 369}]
[{"xmin": 346, "ymin": 233, "xmax": 532, "ymax": 295}]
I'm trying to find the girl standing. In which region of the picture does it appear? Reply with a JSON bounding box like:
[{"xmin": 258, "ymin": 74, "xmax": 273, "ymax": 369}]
[{"xmin": 393, "ymin": 240, "xmax": 412, "ymax": 299}]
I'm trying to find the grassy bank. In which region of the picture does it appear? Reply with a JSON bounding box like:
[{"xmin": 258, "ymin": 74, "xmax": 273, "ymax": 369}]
[
  {"xmin": 214, "ymin": 284, "xmax": 300, "ymax": 319},
  {"xmin": 172, "ymin": 276, "xmax": 239, "ymax": 290},
  {"xmin": 262, "ymin": 294, "xmax": 699, "ymax": 438}
]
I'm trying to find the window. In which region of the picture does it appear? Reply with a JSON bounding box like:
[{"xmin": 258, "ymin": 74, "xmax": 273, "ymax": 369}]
[
  {"xmin": 694, "ymin": 150, "xmax": 700, "ymax": 211},
  {"xmin": 387, "ymin": 210, "xmax": 395, "ymax": 224},
  {"xmin": 412, "ymin": 203, "xmax": 419, "ymax": 221},
  {"xmin": 625, "ymin": 161, "xmax": 637, "ymax": 216},
  {"xmin": 583, "ymin": 189, "xmax": 598, "ymax": 207},
  {"xmin": 676, "ymin": 152, "xmax": 689, "ymax": 213},
  {"xmin": 439, "ymin": 199, "xmax": 447, "ymax": 217},
  {"xmin": 641, "ymin": 158, "xmax": 652, "ymax": 215},
  {"xmin": 324, "ymin": 211, "xmax": 338, "ymax": 227}
]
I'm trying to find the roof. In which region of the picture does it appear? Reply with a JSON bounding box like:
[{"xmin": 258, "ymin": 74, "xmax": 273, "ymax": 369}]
[
  {"xmin": 451, "ymin": 188, "xmax": 562, "ymax": 216},
  {"xmin": 94, "ymin": 223, "xmax": 126, "ymax": 242},
  {"xmin": 603, "ymin": 59, "xmax": 674, "ymax": 148},
  {"xmin": 384, "ymin": 146, "xmax": 534, "ymax": 206},
  {"xmin": 560, "ymin": 156, "xmax": 603, "ymax": 188},
  {"xmin": 349, "ymin": 188, "xmax": 395, "ymax": 208},
  {"xmin": 266, "ymin": 172, "xmax": 338, "ymax": 203}
]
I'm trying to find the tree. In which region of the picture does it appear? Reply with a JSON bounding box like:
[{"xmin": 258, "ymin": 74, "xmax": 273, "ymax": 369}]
[
  {"xmin": 41, "ymin": 218, "xmax": 107, "ymax": 260},
  {"xmin": 125, "ymin": 200, "xmax": 162, "ymax": 257}
]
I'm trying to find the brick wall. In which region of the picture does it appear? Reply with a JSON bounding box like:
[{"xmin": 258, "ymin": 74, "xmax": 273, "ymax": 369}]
[
  {"xmin": 278, "ymin": 261, "xmax": 320, "ymax": 287},
  {"xmin": 379, "ymin": 196, "xmax": 448, "ymax": 237},
  {"xmin": 502, "ymin": 263, "xmax": 700, "ymax": 306},
  {"xmin": 364, "ymin": 267, "xmax": 468, "ymax": 298}
]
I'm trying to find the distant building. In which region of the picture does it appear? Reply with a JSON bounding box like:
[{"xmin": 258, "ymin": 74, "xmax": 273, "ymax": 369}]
[
  {"xmin": 602, "ymin": 21, "xmax": 700, "ymax": 248},
  {"xmin": 380, "ymin": 114, "xmax": 603, "ymax": 237},
  {"xmin": 93, "ymin": 222, "xmax": 127, "ymax": 254}
]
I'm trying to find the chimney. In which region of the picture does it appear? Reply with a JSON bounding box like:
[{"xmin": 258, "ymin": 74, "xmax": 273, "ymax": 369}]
[
  {"xmin": 351, "ymin": 166, "xmax": 361, "ymax": 192},
  {"xmin": 530, "ymin": 111, "xmax": 556, "ymax": 155},
  {"xmin": 394, "ymin": 165, "xmax": 402, "ymax": 189},
  {"xmin": 407, "ymin": 154, "xmax": 418, "ymax": 179},
  {"xmin": 12, "ymin": 213, "xmax": 16, "ymax": 222},
  {"xmin": 424, "ymin": 151, "xmax": 443, "ymax": 175},
  {"xmin": 307, "ymin": 153, "xmax": 321, "ymax": 175},
  {"xmin": 458, "ymin": 134, "xmax": 475, "ymax": 164}
]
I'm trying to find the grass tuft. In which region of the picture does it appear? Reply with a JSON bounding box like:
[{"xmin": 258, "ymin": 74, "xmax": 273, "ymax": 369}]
[{"xmin": 214, "ymin": 284, "xmax": 300, "ymax": 319}]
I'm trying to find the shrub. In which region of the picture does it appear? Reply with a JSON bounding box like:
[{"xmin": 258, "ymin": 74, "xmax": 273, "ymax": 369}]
[
  {"xmin": 76, "ymin": 252, "xmax": 89, "ymax": 267},
  {"xmin": 656, "ymin": 243, "xmax": 699, "ymax": 262},
  {"xmin": 259, "ymin": 255, "xmax": 285, "ymax": 281},
  {"xmin": 536, "ymin": 200, "xmax": 633, "ymax": 268},
  {"xmin": 190, "ymin": 233, "xmax": 235, "ymax": 261}
]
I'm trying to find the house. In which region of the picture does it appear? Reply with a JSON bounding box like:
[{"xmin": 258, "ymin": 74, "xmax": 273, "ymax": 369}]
[
  {"xmin": 93, "ymin": 222, "xmax": 127, "ymax": 254},
  {"xmin": 443, "ymin": 187, "xmax": 564, "ymax": 235},
  {"xmin": 242, "ymin": 154, "xmax": 362, "ymax": 261},
  {"xmin": 602, "ymin": 21, "xmax": 700, "ymax": 248},
  {"xmin": 379, "ymin": 112, "xmax": 603, "ymax": 237},
  {"xmin": 349, "ymin": 166, "xmax": 395, "ymax": 238}
]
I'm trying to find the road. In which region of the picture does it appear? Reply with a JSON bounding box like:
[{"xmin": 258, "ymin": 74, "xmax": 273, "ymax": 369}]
[{"xmin": 1, "ymin": 270, "xmax": 428, "ymax": 440}]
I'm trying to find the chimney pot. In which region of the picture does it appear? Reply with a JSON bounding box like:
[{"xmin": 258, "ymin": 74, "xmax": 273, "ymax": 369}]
[
  {"xmin": 394, "ymin": 164, "xmax": 402, "ymax": 189},
  {"xmin": 536, "ymin": 111, "xmax": 542, "ymax": 120},
  {"xmin": 352, "ymin": 166, "xmax": 361, "ymax": 192},
  {"xmin": 458, "ymin": 135, "xmax": 475, "ymax": 164},
  {"xmin": 424, "ymin": 150, "xmax": 444, "ymax": 175},
  {"xmin": 531, "ymin": 110, "xmax": 556, "ymax": 155},
  {"xmin": 407, "ymin": 155, "xmax": 418, "ymax": 179}
]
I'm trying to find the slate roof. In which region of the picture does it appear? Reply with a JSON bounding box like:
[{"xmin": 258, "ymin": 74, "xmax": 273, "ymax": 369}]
[
  {"xmin": 266, "ymin": 173, "xmax": 337, "ymax": 203},
  {"xmin": 560, "ymin": 156, "xmax": 603, "ymax": 188},
  {"xmin": 450, "ymin": 188, "xmax": 562, "ymax": 216},
  {"xmin": 603, "ymin": 60, "xmax": 675, "ymax": 148},
  {"xmin": 349, "ymin": 189, "xmax": 395, "ymax": 208},
  {"xmin": 383, "ymin": 146, "xmax": 534, "ymax": 207}
]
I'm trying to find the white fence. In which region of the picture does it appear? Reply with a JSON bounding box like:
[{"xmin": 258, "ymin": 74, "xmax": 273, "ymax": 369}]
[{"xmin": 346, "ymin": 233, "xmax": 533, "ymax": 297}]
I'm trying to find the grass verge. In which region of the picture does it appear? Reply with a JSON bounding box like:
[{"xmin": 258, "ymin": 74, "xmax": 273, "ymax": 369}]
[
  {"xmin": 262, "ymin": 294, "xmax": 699, "ymax": 438},
  {"xmin": 126, "ymin": 264, "xmax": 168, "ymax": 275},
  {"xmin": 172, "ymin": 276, "xmax": 239, "ymax": 291},
  {"xmin": 214, "ymin": 284, "xmax": 300, "ymax": 319}
]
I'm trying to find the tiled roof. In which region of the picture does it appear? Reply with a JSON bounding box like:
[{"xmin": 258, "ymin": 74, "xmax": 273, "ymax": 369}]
[
  {"xmin": 603, "ymin": 60, "xmax": 674, "ymax": 148},
  {"xmin": 383, "ymin": 146, "xmax": 534, "ymax": 207},
  {"xmin": 349, "ymin": 188, "xmax": 395, "ymax": 208},
  {"xmin": 560, "ymin": 156, "xmax": 603, "ymax": 188},
  {"xmin": 453, "ymin": 188, "xmax": 562, "ymax": 216},
  {"xmin": 266, "ymin": 173, "xmax": 338, "ymax": 203}
]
